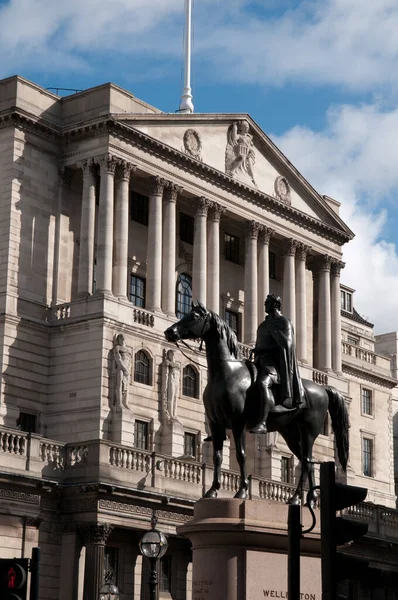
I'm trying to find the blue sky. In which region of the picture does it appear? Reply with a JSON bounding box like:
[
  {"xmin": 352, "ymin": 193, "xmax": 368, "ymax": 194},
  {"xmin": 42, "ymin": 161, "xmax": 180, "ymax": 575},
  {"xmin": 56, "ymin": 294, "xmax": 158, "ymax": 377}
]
[{"xmin": 2, "ymin": 0, "xmax": 398, "ymax": 331}]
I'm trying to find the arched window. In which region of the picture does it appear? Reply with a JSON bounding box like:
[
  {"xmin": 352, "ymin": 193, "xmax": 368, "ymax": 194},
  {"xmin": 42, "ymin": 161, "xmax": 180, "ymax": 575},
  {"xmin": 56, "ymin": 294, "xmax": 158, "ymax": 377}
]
[
  {"xmin": 182, "ymin": 365, "xmax": 199, "ymax": 398},
  {"xmin": 176, "ymin": 273, "xmax": 192, "ymax": 319},
  {"xmin": 134, "ymin": 350, "xmax": 151, "ymax": 385}
]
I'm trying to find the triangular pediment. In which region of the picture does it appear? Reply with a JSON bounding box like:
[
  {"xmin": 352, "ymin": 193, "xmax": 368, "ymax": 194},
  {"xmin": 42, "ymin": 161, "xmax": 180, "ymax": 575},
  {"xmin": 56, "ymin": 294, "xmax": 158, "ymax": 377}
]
[{"xmin": 115, "ymin": 112, "xmax": 352, "ymax": 239}]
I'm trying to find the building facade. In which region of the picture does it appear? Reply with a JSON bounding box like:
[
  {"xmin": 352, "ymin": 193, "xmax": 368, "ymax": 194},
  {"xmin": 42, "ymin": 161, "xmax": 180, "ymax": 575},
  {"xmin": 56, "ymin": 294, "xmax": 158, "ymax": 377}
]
[{"xmin": 0, "ymin": 75, "xmax": 397, "ymax": 599}]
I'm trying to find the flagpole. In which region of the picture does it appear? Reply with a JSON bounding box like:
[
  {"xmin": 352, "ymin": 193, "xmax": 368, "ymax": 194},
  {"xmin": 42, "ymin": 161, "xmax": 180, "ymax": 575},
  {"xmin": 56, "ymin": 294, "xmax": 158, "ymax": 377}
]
[{"xmin": 179, "ymin": 0, "xmax": 194, "ymax": 113}]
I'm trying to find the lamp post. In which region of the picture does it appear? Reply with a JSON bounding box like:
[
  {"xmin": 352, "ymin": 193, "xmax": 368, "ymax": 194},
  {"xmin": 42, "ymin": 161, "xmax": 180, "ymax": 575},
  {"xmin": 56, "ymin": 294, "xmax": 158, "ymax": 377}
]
[
  {"xmin": 139, "ymin": 511, "xmax": 168, "ymax": 600},
  {"xmin": 99, "ymin": 571, "xmax": 120, "ymax": 600}
]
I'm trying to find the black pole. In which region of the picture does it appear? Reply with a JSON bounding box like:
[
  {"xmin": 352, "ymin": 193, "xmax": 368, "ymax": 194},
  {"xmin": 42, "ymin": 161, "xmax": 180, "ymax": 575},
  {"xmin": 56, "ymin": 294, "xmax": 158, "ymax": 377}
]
[
  {"xmin": 320, "ymin": 462, "xmax": 336, "ymax": 600},
  {"xmin": 288, "ymin": 504, "xmax": 301, "ymax": 600},
  {"xmin": 29, "ymin": 547, "xmax": 40, "ymax": 600},
  {"xmin": 148, "ymin": 557, "xmax": 157, "ymax": 600}
]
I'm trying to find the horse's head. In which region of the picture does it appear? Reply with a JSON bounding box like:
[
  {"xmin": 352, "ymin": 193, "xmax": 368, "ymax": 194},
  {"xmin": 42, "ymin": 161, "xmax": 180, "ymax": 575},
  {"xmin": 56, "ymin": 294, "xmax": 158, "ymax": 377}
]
[{"xmin": 164, "ymin": 301, "xmax": 211, "ymax": 342}]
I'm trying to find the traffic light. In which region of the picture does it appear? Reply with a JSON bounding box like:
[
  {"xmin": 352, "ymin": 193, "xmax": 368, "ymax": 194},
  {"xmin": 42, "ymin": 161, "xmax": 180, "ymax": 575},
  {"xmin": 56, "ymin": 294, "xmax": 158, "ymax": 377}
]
[
  {"xmin": 0, "ymin": 558, "xmax": 29, "ymax": 600},
  {"xmin": 320, "ymin": 461, "xmax": 368, "ymax": 600}
]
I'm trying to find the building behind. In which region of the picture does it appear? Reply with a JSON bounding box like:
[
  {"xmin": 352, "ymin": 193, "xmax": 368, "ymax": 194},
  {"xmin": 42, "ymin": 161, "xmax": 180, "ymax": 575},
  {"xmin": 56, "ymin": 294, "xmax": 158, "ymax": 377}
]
[{"xmin": 0, "ymin": 75, "xmax": 397, "ymax": 599}]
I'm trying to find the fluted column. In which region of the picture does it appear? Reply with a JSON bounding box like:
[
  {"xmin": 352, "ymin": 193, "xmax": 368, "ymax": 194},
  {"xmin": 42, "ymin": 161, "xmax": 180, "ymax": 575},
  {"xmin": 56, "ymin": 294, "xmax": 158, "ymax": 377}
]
[
  {"xmin": 244, "ymin": 220, "xmax": 260, "ymax": 345},
  {"xmin": 147, "ymin": 176, "xmax": 166, "ymax": 312},
  {"xmin": 96, "ymin": 154, "xmax": 118, "ymax": 294},
  {"xmin": 207, "ymin": 202, "xmax": 225, "ymax": 313},
  {"xmin": 192, "ymin": 197, "xmax": 210, "ymax": 304},
  {"xmin": 282, "ymin": 238, "xmax": 298, "ymax": 326},
  {"xmin": 80, "ymin": 523, "xmax": 113, "ymax": 600},
  {"xmin": 162, "ymin": 183, "xmax": 181, "ymax": 316},
  {"xmin": 113, "ymin": 161, "xmax": 135, "ymax": 298},
  {"xmin": 77, "ymin": 159, "xmax": 96, "ymax": 296},
  {"xmin": 258, "ymin": 227, "xmax": 274, "ymax": 325},
  {"xmin": 318, "ymin": 255, "xmax": 333, "ymax": 372},
  {"xmin": 331, "ymin": 259, "xmax": 345, "ymax": 374},
  {"xmin": 296, "ymin": 244, "xmax": 311, "ymax": 363},
  {"xmin": 52, "ymin": 167, "xmax": 72, "ymax": 304}
]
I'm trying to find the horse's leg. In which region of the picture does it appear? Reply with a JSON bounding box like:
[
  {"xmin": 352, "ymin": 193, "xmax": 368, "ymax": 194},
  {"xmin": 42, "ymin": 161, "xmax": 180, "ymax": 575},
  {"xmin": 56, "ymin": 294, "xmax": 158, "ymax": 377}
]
[
  {"xmin": 203, "ymin": 422, "xmax": 225, "ymax": 499},
  {"xmin": 280, "ymin": 425, "xmax": 304, "ymax": 505},
  {"xmin": 232, "ymin": 420, "xmax": 249, "ymax": 499}
]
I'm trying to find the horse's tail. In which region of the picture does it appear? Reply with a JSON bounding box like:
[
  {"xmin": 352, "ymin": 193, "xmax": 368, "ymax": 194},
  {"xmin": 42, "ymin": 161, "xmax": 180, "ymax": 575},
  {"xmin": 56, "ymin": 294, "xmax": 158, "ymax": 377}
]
[{"xmin": 325, "ymin": 386, "xmax": 349, "ymax": 471}]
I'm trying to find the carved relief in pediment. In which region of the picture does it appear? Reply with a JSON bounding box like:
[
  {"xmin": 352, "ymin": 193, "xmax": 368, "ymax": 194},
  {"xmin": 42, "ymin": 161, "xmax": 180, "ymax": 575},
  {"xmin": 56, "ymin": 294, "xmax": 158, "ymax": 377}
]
[
  {"xmin": 274, "ymin": 175, "xmax": 291, "ymax": 205},
  {"xmin": 225, "ymin": 119, "xmax": 257, "ymax": 187},
  {"xmin": 183, "ymin": 129, "xmax": 202, "ymax": 161}
]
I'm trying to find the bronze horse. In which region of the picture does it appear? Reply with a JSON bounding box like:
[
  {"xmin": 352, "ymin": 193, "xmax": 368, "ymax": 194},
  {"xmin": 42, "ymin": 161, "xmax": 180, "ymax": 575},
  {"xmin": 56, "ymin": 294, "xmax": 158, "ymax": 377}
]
[{"xmin": 165, "ymin": 302, "xmax": 349, "ymax": 505}]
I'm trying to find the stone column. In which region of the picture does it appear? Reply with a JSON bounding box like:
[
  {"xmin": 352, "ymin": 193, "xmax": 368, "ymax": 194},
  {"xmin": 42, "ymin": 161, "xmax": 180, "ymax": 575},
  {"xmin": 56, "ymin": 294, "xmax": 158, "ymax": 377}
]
[
  {"xmin": 81, "ymin": 523, "xmax": 113, "ymax": 600},
  {"xmin": 77, "ymin": 159, "xmax": 96, "ymax": 297},
  {"xmin": 96, "ymin": 154, "xmax": 118, "ymax": 294},
  {"xmin": 207, "ymin": 202, "xmax": 225, "ymax": 313},
  {"xmin": 162, "ymin": 183, "xmax": 181, "ymax": 316},
  {"xmin": 192, "ymin": 197, "xmax": 210, "ymax": 304},
  {"xmin": 282, "ymin": 238, "xmax": 298, "ymax": 327},
  {"xmin": 113, "ymin": 161, "xmax": 136, "ymax": 299},
  {"xmin": 257, "ymin": 227, "xmax": 274, "ymax": 325},
  {"xmin": 52, "ymin": 167, "xmax": 73, "ymax": 305},
  {"xmin": 295, "ymin": 244, "xmax": 311, "ymax": 363},
  {"xmin": 59, "ymin": 525, "xmax": 81, "ymax": 600},
  {"xmin": 146, "ymin": 176, "xmax": 166, "ymax": 312},
  {"xmin": 331, "ymin": 259, "xmax": 345, "ymax": 375},
  {"xmin": 244, "ymin": 221, "xmax": 260, "ymax": 345},
  {"xmin": 318, "ymin": 255, "xmax": 333, "ymax": 372}
]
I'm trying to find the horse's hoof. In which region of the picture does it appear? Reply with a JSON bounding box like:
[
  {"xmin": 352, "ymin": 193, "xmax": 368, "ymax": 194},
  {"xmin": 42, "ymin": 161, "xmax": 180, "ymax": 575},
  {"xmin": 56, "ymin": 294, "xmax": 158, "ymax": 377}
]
[
  {"xmin": 234, "ymin": 488, "xmax": 248, "ymax": 499},
  {"xmin": 203, "ymin": 489, "xmax": 218, "ymax": 499}
]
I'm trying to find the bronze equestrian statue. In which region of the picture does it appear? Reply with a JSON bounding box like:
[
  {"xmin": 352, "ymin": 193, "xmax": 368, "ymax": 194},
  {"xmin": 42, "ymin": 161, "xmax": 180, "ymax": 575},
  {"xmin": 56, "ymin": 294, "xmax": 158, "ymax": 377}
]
[{"xmin": 164, "ymin": 296, "xmax": 349, "ymax": 506}]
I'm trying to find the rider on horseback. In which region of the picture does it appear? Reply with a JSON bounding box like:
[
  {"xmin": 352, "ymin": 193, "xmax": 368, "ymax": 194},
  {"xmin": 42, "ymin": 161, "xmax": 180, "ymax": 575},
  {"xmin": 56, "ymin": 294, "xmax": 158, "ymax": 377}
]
[{"xmin": 250, "ymin": 293, "xmax": 307, "ymax": 434}]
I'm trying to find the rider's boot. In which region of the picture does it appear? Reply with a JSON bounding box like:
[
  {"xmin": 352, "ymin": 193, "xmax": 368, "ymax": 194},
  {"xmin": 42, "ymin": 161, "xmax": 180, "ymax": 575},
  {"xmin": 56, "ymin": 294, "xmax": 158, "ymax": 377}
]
[{"xmin": 249, "ymin": 381, "xmax": 272, "ymax": 434}]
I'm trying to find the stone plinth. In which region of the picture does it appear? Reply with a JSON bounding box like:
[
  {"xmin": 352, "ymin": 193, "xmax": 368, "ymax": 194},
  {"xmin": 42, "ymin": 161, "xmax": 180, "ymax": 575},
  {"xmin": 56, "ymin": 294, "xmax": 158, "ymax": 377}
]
[
  {"xmin": 111, "ymin": 407, "xmax": 135, "ymax": 446},
  {"xmin": 178, "ymin": 498, "xmax": 321, "ymax": 600}
]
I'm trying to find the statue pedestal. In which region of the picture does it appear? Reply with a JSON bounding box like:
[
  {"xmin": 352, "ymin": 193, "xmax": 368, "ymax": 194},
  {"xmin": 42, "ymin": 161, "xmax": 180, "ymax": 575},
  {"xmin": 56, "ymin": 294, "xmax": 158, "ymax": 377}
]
[
  {"xmin": 160, "ymin": 418, "xmax": 184, "ymax": 457},
  {"xmin": 178, "ymin": 498, "xmax": 321, "ymax": 600},
  {"xmin": 111, "ymin": 407, "xmax": 135, "ymax": 446}
]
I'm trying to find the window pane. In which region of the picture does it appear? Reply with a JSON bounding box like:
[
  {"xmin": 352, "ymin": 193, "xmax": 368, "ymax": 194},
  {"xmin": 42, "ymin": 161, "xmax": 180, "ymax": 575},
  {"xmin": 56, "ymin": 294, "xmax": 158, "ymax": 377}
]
[
  {"xmin": 179, "ymin": 213, "xmax": 194, "ymax": 245},
  {"xmin": 104, "ymin": 547, "xmax": 119, "ymax": 586},
  {"xmin": 362, "ymin": 389, "xmax": 372, "ymax": 415},
  {"xmin": 269, "ymin": 251, "xmax": 276, "ymax": 279},
  {"xmin": 134, "ymin": 351, "xmax": 151, "ymax": 385},
  {"xmin": 18, "ymin": 413, "xmax": 37, "ymax": 433},
  {"xmin": 130, "ymin": 275, "xmax": 146, "ymax": 308},
  {"xmin": 225, "ymin": 310, "xmax": 239, "ymax": 339},
  {"xmin": 224, "ymin": 233, "xmax": 239, "ymax": 264},
  {"xmin": 362, "ymin": 438, "xmax": 373, "ymax": 477},
  {"xmin": 176, "ymin": 273, "xmax": 192, "ymax": 319},
  {"xmin": 183, "ymin": 365, "xmax": 198, "ymax": 398},
  {"xmin": 130, "ymin": 191, "xmax": 149, "ymax": 226},
  {"xmin": 184, "ymin": 432, "xmax": 197, "ymax": 459},
  {"xmin": 281, "ymin": 456, "xmax": 292, "ymax": 483},
  {"xmin": 134, "ymin": 420, "xmax": 149, "ymax": 450},
  {"xmin": 346, "ymin": 293, "xmax": 352, "ymax": 312},
  {"xmin": 159, "ymin": 556, "xmax": 171, "ymax": 593}
]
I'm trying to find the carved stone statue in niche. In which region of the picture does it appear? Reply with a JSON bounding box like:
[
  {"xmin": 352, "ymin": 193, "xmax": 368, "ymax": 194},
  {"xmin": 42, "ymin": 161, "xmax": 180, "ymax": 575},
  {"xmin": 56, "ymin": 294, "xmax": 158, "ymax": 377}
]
[
  {"xmin": 112, "ymin": 334, "xmax": 132, "ymax": 409},
  {"xmin": 225, "ymin": 119, "xmax": 256, "ymax": 187},
  {"xmin": 161, "ymin": 349, "xmax": 180, "ymax": 422}
]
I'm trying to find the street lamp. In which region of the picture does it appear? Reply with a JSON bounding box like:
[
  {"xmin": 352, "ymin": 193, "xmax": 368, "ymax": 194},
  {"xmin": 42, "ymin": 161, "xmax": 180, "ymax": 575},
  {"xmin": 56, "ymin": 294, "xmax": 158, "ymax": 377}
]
[
  {"xmin": 139, "ymin": 510, "xmax": 168, "ymax": 600},
  {"xmin": 99, "ymin": 571, "xmax": 120, "ymax": 600}
]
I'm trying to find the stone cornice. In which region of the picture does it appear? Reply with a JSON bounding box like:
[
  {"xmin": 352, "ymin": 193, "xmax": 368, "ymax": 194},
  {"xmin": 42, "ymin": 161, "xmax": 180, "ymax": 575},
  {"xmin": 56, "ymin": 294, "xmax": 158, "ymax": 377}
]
[{"xmin": 342, "ymin": 363, "xmax": 397, "ymax": 388}]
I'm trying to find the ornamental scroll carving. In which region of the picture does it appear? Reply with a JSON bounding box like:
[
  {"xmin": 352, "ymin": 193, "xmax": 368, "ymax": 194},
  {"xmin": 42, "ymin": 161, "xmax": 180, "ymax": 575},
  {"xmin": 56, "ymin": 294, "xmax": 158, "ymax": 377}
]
[
  {"xmin": 274, "ymin": 176, "xmax": 291, "ymax": 204},
  {"xmin": 183, "ymin": 129, "xmax": 203, "ymax": 161},
  {"xmin": 225, "ymin": 119, "xmax": 257, "ymax": 187}
]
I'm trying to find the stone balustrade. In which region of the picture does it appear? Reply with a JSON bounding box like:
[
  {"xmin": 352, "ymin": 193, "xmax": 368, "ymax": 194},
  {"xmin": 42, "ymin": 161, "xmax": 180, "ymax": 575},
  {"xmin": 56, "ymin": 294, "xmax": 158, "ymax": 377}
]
[
  {"xmin": 0, "ymin": 429, "xmax": 27, "ymax": 456},
  {"xmin": 341, "ymin": 341, "xmax": 392, "ymax": 374}
]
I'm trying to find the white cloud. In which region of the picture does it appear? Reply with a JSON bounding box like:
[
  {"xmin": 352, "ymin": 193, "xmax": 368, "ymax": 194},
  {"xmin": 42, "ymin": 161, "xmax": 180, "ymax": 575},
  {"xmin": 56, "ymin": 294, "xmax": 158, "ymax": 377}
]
[{"xmin": 272, "ymin": 102, "xmax": 398, "ymax": 333}]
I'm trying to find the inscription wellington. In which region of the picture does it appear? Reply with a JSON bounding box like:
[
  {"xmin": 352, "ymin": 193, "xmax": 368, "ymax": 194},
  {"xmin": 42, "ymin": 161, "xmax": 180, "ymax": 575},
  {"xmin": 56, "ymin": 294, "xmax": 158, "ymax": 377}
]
[{"xmin": 263, "ymin": 592, "xmax": 317, "ymax": 599}]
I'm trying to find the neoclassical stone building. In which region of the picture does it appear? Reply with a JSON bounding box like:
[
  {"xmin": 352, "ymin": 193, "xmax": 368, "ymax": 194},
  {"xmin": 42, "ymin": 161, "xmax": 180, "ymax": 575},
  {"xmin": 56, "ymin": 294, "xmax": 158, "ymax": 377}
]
[{"xmin": 0, "ymin": 75, "xmax": 397, "ymax": 599}]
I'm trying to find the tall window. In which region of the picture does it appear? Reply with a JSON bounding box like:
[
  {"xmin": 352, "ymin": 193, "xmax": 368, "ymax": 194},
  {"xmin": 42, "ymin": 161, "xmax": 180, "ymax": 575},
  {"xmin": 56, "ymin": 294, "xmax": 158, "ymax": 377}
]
[
  {"xmin": 130, "ymin": 275, "xmax": 146, "ymax": 308},
  {"xmin": 281, "ymin": 456, "xmax": 292, "ymax": 484},
  {"xmin": 341, "ymin": 290, "xmax": 352, "ymax": 312},
  {"xmin": 130, "ymin": 191, "xmax": 149, "ymax": 225},
  {"xmin": 104, "ymin": 547, "xmax": 119, "ymax": 586},
  {"xmin": 182, "ymin": 365, "xmax": 199, "ymax": 398},
  {"xmin": 134, "ymin": 350, "xmax": 151, "ymax": 385},
  {"xmin": 176, "ymin": 273, "xmax": 192, "ymax": 318},
  {"xmin": 224, "ymin": 233, "xmax": 240, "ymax": 264},
  {"xmin": 184, "ymin": 432, "xmax": 197, "ymax": 459},
  {"xmin": 269, "ymin": 251, "xmax": 276, "ymax": 279},
  {"xmin": 362, "ymin": 437, "xmax": 374, "ymax": 477},
  {"xmin": 134, "ymin": 420, "xmax": 149, "ymax": 450},
  {"xmin": 18, "ymin": 412, "xmax": 37, "ymax": 434},
  {"xmin": 159, "ymin": 556, "xmax": 172, "ymax": 593},
  {"xmin": 225, "ymin": 309, "xmax": 240, "ymax": 340},
  {"xmin": 361, "ymin": 388, "xmax": 372, "ymax": 415},
  {"xmin": 347, "ymin": 335, "xmax": 359, "ymax": 346},
  {"xmin": 179, "ymin": 213, "xmax": 194, "ymax": 244}
]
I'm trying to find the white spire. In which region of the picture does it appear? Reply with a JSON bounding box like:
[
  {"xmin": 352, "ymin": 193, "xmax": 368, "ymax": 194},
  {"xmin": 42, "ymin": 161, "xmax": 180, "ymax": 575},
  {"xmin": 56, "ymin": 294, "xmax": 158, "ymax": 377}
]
[{"xmin": 179, "ymin": 0, "xmax": 194, "ymax": 113}]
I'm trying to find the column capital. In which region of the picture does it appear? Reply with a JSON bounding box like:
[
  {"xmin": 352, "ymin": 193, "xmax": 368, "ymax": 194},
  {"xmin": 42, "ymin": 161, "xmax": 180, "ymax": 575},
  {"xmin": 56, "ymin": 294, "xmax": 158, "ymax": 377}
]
[
  {"xmin": 209, "ymin": 202, "xmax": 226, "ymax": 222},
  {"xmin": 148, "ymin": 175, "xmax": 166, "ymax": 196},
  {"xmin": 96, "ymin": 153, "xmax": 118, "ymax": 175},
  {"xmin": 164, "ymin": 182, "xmax": 183, "ymax": 203},
  {"xmin": 331, "ymin": 259, "xmax": 345, "ymax": 277},
  {"xmin": 319, "ymin": 254, "xmax": 333, "ymax": 272},
  {"xmin": 259, "ymin": 226, "xmax": 275, "ymax": 244},
  {"xmin": 245, "ymin": 220, "xmax": 261, "ymax": 239},
  {"xmin": 116, "ymin": 160, "xmax": 137, "ymax": 182},
  {"xmin": 283, "ymin": 237, "xmax": 299, "ymax": 256},
  {"xmin": 79, "ymin": 522, "xmax": 113, "ymax": 546},
  {"xmin": 194, "ymin": 196, "xmax": 211, "ymax": 216},
  {"xmin": 296, "ymin": 243, "xmax": 312, "ymax": 261},
  {"xmin": 77, "ymin": 158, "xmax": 96, "ymax": 181}
]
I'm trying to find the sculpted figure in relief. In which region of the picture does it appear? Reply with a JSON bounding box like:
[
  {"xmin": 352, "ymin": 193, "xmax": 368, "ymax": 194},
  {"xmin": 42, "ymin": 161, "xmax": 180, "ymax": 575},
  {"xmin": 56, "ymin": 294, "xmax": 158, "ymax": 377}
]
[
  {"xmin": 113, "ymin": 334, "xmax": 132, "ymax": 409},
  {"xmin": 161, "ymin": 349, "xmax": 180, "ymax": 422},
  {"xmin": 225, "ymin": 119, "xmax": 256, "ymax": 187}
]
